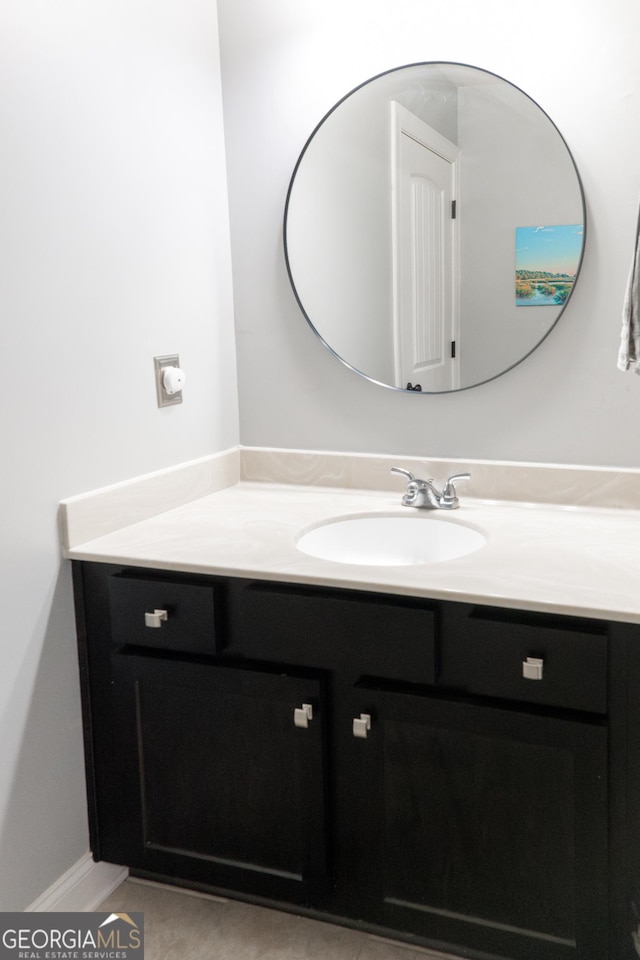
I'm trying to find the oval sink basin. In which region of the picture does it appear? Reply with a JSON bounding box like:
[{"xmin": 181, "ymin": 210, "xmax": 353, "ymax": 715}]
[{"xmin": 296, "ymin": 515, "xmax": 486, "ymax": 566}]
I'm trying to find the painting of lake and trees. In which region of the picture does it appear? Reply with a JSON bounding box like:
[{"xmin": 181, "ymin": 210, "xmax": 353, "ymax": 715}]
[{"xmin": 515, "ymin": 224, "xmax": 583, "ymax": 307}]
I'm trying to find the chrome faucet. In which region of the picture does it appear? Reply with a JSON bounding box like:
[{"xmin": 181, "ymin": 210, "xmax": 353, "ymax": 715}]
[{"xmin": 391, "ymin": 467, "xmax": 471, "ymax": 510}]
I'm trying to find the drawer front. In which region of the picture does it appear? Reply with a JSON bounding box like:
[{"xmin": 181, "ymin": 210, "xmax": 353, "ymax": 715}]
[
  {"xmin": 440, "ymin": 606, "xmax": 608, "ymax": 714},
  {"xmin": 108, "ymin": 573, "xmax": 217, "ymax": 654},
  {"xmin": 231, "ymin": 582, "xmax": 437, "ymax": 684}
]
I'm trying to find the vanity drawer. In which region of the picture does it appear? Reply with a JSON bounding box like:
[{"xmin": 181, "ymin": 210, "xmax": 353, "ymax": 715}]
[
  {"xmin": 108, "ymin": 572, "xmax": 218, "ymax": 654},
  {"xmin": 440, "ymin": 606, "xmax": 608, "ymax": 714},
  {"xmin": 231, "ymin": 582, "xmax": 437, "ymax": 684}
]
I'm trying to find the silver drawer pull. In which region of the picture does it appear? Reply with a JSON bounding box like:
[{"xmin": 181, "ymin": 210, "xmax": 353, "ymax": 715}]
[
  {"xmin": 144, "ymin": 608, "xmax": 169, "ymax": 628},
  {"xmin": 294, "ymin": 703, "xmax": 313, "ymax": 728},
  {"xmin": 353, "ymin": 713, "xmax": 372, "ymax": 739},
  {"xmin": 523, "ymin": 656, "xmax": 544, "ymax": 680}
]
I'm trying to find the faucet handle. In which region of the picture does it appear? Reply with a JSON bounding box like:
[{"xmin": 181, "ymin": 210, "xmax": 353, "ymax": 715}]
[
  {"xmin": 442, "ymin": 472, "xmax": 471, "ymax": 503},
  {"xmin": 390, "ymin": 466, "xmax": 416, "ymax": 483}
]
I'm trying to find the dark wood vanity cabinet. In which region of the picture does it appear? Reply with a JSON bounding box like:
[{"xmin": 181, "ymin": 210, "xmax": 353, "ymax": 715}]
[
  {"xmin": 73, "ymin": 562, "xmax": 640, "ymax": 960},
  {"xmin": 111, "ymin": 653, "xmax": 329, "ymax": 903},
  {"xmin": 344, "ymin": 684, "xmax": 607, "ymax": 960}
]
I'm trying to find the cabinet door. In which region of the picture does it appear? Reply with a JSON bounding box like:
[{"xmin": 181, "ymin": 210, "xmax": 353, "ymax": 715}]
[
  {"xmin": 345, "ymin": 688, "xmax": 607, "ymax": 960},
  {"xmin": 109, "ymin": 652, "xmax": 329, "ymax": 904}
]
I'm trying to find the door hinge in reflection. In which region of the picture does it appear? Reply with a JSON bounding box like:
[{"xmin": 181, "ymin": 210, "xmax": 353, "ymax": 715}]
[
  {"xmin": 451, "ymin": 340, "xmax": 456, "ymax": 359},
  {"xmin": 406, "ymin": 382, "xmax": 422, "ymax": 391},
  {"xmin": 451, "ymin": 200, "xmax": 457, "ymax": 219}
]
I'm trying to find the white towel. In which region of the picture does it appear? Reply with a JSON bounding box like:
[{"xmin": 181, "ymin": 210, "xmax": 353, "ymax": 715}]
[{"xmin": 618, "ymin": 205, "xmax": 640, "ymax": 373}]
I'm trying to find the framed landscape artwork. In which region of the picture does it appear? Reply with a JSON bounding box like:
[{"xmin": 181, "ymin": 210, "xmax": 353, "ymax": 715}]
[{"xmin": 515, "ymin": 224, "xmax": 584, "ymax": 307}]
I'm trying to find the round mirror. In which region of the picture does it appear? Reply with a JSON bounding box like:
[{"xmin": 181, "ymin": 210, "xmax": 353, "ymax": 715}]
[{"xmin": 284, "ymin": 62, "xmax": 585, "ymax": 393}]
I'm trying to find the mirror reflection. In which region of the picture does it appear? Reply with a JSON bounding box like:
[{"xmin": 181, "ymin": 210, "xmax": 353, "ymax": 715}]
[{"xmin": 284, "ymin": 63, "xmax": 585, "ymax": 393}]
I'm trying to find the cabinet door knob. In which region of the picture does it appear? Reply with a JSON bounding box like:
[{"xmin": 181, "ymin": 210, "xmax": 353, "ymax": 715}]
[
  {"xmin": 144, "ymin": 608, "xmax": 169, "ymax": 628},
  {"xmin": 293, "ymin": 703, "xmax": 314, "ymax": 728},
  {"xmin": 353, "ymin": 713, "xmax": 372, "ymax": 738},
  {"xmin": 522, "ymin": 656, "xmax": 544, "ymax": 680}
]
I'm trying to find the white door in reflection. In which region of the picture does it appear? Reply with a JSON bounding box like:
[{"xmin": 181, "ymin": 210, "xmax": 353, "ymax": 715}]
[{"xmin": 392, "ymin": 103, "xmax": 459, "ymax": 392}]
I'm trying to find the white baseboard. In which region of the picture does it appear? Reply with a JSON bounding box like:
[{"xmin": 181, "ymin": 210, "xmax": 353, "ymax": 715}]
[{"xmin": 26, "ymin": 853, "xmax": 128, "ymax": 912}]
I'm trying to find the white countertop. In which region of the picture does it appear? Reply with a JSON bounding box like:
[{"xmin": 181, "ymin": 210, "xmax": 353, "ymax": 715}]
[{"xmin": 63, "ymin": 476, "xmax": 640, "ymax": 625}]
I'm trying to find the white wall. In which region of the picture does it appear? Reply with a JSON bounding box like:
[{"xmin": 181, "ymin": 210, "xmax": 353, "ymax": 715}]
[
  {"xmin": 218, "ymin": 0, "xmax": 640, "ymax": 468},
  {"xmin": 0, "ymin": 0, "xmax": 237, "ymax": 909}
]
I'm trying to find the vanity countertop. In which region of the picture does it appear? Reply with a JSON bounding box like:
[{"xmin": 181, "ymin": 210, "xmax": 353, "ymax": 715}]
[{"xmin": 62, "ymin": 475, "xmax": 640, "ymax": 625}]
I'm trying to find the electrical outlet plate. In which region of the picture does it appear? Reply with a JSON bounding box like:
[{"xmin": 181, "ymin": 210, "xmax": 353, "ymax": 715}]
[{"xmin": 154, "ymin": 354, "xmax": 183, "ymax": 407}]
